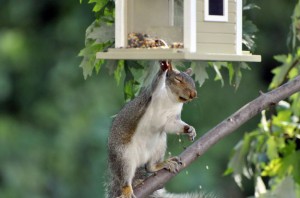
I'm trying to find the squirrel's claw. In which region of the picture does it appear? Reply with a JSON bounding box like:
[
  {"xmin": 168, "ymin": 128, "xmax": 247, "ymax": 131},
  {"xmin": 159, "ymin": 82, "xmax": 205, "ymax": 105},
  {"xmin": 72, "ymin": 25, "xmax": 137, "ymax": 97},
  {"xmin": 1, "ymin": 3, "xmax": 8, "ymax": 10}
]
[
  {"xmin": 164, "ymin": 156, "xmax": 182, "ymax": 173},
  {"xmin": 160, "ymin": 60, "xmax": 172, "ymax": 71},
  {"xmin": 184, "ymin": 125, "xmax": 197, "ymax": 141}
]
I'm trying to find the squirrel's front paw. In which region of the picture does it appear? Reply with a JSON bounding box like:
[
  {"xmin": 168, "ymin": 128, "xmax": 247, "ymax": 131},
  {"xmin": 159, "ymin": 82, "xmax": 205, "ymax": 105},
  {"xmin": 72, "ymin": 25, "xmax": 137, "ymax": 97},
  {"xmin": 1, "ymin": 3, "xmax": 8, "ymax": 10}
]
[{"xmin": 184, "ymin": 125, "xmax": 196, "ymax": 141}]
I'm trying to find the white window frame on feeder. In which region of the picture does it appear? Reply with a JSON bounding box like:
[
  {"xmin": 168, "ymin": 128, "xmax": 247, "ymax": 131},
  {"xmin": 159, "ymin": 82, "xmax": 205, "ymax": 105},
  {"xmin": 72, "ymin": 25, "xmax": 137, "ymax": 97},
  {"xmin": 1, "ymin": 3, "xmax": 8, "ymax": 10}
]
[
  {"xmin": 184, "ymin": 0, "xmax": 197, "ymax": 53},
  {"xmin": 235, "ymin": 0, "xmax": 242, "ymax": 54},
  {"xmin": 204, "ymin": 0, "xmax": 228, "ymax": 22}
]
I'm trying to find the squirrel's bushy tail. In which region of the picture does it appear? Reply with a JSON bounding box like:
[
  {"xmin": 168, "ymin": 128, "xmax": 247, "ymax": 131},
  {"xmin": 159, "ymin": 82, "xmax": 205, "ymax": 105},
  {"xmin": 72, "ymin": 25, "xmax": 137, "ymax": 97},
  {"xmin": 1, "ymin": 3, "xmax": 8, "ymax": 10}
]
[
  {"xmin": 104, "ymin": 169, "xmax": 217, "ymax": 198},
  {"xmin": 104, "ymin": 172, "xmax": 121, "ymax": 198},
  {"xmin": 150, "ymin": 189, "xmax": 217, "ymax": 198}
]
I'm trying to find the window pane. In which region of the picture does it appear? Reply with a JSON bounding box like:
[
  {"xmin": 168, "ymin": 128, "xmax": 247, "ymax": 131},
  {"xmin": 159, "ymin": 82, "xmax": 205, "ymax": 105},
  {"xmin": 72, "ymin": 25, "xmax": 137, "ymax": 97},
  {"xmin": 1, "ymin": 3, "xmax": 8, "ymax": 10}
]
[{"xmin": 209, "ymin": 0, "xmax": 224, "ymax": 16}]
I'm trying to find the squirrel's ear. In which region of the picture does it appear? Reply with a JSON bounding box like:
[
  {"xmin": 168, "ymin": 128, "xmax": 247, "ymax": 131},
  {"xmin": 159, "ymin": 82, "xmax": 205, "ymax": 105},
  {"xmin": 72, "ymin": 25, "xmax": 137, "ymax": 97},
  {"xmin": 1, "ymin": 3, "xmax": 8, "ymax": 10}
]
[
  {"xmin": 160, "ymin": 60, "xmax": 173, "ymax": 71},
  {"xmin": 185, "ymin": 68, "xmax": 193, "ymax": 76}
]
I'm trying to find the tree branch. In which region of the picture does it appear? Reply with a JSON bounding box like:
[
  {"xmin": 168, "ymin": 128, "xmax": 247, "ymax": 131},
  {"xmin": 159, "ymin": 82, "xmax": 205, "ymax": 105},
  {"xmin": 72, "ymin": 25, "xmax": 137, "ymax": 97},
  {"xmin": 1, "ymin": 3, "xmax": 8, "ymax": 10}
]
[{"xmin": 134, "ymin": 75, "xmax": 300, "ymax": 198}]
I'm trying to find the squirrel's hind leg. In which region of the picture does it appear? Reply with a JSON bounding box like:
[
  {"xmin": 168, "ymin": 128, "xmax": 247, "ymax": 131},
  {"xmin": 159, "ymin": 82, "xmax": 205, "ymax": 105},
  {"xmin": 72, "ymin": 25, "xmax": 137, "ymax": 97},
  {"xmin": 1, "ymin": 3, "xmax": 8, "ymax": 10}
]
[
  {"xmin": 117, "ymin": 184, "xmax": 136, "ymax": 198},
  {"xmin": 146, "ymin": 157, "xmax": 182, "ymax": 173},
  {"xmin": 111, "ymin": 158, "xmax": 137, "ymax": 198}
]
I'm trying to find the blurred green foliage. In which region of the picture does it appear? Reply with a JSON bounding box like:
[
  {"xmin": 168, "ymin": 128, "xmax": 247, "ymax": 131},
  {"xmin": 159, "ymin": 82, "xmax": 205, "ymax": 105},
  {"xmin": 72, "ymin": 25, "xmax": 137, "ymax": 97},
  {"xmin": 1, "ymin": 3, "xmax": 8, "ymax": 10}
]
[
  {"xmin": 0, "ymin": 1, "xmax": 121, "ymax": 197},
  {"xmin": 226, "ymin": 1, "xmax": 300, "ymax": 197},
  {"xmin": 0, "ymin": 0, "xmax": 297, "ymax": 198}
]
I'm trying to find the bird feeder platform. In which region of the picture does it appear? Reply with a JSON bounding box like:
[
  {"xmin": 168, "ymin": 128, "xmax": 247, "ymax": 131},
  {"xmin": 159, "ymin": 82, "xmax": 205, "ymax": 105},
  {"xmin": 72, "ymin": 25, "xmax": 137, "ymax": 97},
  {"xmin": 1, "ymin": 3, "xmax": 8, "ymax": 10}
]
[{"xmin": 96, "ymin": 0, "xmax": 261, "ymax": 62}]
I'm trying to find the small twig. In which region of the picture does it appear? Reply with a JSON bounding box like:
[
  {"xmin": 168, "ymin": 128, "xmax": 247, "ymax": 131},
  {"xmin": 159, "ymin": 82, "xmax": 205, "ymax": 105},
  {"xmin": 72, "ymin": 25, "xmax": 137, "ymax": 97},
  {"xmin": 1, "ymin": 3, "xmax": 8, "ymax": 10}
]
[{"xmin": 134, "ymin": 75, "xmax": 300, "ymax": 198}]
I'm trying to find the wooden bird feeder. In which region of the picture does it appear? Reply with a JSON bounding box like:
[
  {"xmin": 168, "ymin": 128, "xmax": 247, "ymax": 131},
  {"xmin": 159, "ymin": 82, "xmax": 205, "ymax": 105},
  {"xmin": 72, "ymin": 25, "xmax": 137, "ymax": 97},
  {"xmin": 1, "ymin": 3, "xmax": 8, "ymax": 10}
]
[{"xmin": 97, "ymin": 0, "xmax": 261, "ymax": 62}]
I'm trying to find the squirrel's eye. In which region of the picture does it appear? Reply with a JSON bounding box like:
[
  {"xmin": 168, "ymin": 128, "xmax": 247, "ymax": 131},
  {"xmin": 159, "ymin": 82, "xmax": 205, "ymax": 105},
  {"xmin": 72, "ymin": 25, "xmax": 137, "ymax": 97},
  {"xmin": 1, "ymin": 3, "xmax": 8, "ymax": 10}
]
[{"xmin": 174, "ymin": 76, "xmax": 183, "ymax": 83}]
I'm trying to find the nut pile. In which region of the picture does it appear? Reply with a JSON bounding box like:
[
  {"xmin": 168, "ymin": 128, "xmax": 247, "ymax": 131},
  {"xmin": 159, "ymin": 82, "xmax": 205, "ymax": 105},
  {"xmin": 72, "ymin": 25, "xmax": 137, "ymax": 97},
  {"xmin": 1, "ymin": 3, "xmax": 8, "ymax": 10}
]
[
  {"xmin": 171, "ymin": 42, "xmax": 184, "ymax": 49},
  {"xmin": 127, "ymin": 32, "xmax": 183, "ymax": 49}
]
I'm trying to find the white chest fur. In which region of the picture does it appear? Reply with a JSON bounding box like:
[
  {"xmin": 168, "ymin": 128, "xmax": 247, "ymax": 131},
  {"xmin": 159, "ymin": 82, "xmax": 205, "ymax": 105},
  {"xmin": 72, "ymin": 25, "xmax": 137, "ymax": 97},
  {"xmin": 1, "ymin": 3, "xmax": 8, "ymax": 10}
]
[{"xmin": 124, "ymin": 73, "xmax": 183, "ymax": 168}]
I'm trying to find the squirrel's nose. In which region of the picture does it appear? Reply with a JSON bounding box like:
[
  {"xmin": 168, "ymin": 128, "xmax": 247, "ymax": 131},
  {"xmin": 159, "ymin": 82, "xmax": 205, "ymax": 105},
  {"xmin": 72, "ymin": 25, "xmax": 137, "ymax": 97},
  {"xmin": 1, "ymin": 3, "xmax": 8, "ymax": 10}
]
[{"xmin": 189, "ymin": 90, "xmax": 197, "ymax": 99}]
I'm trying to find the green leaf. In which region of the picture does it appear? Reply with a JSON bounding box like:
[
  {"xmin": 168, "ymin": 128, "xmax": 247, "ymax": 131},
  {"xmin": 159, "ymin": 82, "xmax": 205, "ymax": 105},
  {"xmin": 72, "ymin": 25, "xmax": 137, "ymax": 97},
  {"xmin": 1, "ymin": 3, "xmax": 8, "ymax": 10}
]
[
  {"xmin": 93, "ymin": 3, "xmax": 102, "ymax": 12},
  {"xmin": 274, "ymin": 54, "xmax": 289, "ymax": 63},
  {"xmin": 114, "ymin": 60, "xmax": 125, "ymax": 85},
  {"xmin": 288, "ymin": 67, "xmax": 299, "ymax": 79},
  {"xmin": 272, "ymin": 109, "xmax": 292, "ymax": 125},
  {"xmin": 78, "ymin": 41, "xmax": 112, "ymax": 79},
  {"xmin": 212, "ymin": 62, "xmax": 224, "ymax": 87},
  {"xmin": 78, "ymin": 17, "xmax": 114, "ymax": 79},
  {"xmin": 123, "ymin": 61, "xmax": 143, "ymax": 100},
  {"xmin": 270, "ymin": 54, "xmax": 294, "ymax": 89},
  {"xmin": 242, "ymin": 33, "xmax": 256, "ymax": 51},
  {"xmin": 225, "ymin": 140, "xmax": 246, "ymax": 188},
  {"xmin": 243, "ymin": 18, "xmax": 259, "ymax": 35},
  {"xmin": 78, "ymin": 42, "xmax": 103, "ymax": 57},
  {"xmin": 266, "ymin": 136, "xmax": 279, "ymax": 160},
  {"xmin": 289, "ymin": 1, "xmax": 300, "ymax": 51},
  {"xmin": 87, "ymin": 0, "xmax": 107, "ymax": 13},
  {"xmin": 114, "ymin": 60, "xmax": 124, "ymax": 85},
  {"xmin": 79, "ymin": 56, "xmax": 95, "ymax": 79},
  {"xmin": 95, "ymin": 59, "xmax": 104, "ymax": 74},
  {"xmin": 225, "ymin": 132, "xmax": 257, "ymax": 187},
  {"xmin": 290, "ymin": 93, "xmax": 300, "ymax": 117},
  {"xmin": 227, "ymin": 63, "xmax": 234, "ymax": 85},
  {"xmin": 261, "ymin": 151, "xmax": 300, "ymax": 185},
  {"xmin": 85, "ymin": 21, "xmax": 114, "ymax": 44},
  {"xmin": 124, "ymin": 79, "xmax": 136, "ymax": 101},
  {"xmin": 261, "ymin": 158, "xmax": 282, "ymax": 177},
  {"xmin": 237, "ymin": 62, "xmax": 251, "ymax": 89},
  {"xmin": 280, "ymin": 151, "xmax": 300, "ymax": 184},
  {"xmin": 280, "ymin": 140, "xmax": 296, "ymax": 157},
  {"xmin": 243, "ymin": 18, "xmax": 258, "ymax": 51},
  {"xmin": 191, "ymin": 61, "xmax": 209, "ymax": 87},
  {"xmin": 223, "ymin": 167, "xmax": 233, "ymax": 176},
  {"xmin": 233, "ymin": 63, "xmax": 242, "ymax": 90},
  {"xmin": 243, "ymin": 3, "xmax": 260, "ymax": 11}
]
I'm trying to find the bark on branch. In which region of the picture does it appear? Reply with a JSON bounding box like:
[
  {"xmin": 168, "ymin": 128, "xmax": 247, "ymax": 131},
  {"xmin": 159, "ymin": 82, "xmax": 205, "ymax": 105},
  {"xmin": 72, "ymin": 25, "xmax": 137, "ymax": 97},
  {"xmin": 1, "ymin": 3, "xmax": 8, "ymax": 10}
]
[{"xmin": 134, "ymin": 75, "xmax": 300, "ymax": 198}]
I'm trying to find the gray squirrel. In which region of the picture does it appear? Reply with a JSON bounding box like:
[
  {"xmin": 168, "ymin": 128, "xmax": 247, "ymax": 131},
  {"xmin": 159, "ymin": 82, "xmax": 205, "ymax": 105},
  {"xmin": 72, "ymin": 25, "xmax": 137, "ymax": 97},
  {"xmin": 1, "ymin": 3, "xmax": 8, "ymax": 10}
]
[{"xmin": 107, "ymin": 61, "xmax": 211, "ymax": 198}]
